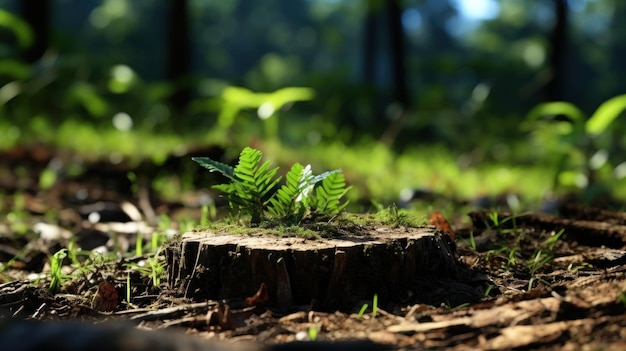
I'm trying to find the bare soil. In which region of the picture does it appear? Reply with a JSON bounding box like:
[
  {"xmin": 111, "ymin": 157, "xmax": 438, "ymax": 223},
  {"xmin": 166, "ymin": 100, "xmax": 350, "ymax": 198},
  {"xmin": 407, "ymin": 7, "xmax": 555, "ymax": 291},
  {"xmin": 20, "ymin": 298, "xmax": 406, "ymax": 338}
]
[{"xmin": 1, "ymin": 145, "xmax": 625, "ymax": 350}]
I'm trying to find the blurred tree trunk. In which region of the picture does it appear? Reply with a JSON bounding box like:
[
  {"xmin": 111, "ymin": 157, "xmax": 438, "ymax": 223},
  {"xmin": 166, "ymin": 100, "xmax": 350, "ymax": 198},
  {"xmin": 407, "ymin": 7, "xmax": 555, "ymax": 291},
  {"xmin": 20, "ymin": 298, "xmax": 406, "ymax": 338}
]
[
  {"xmin": 546, "ymin": 0, "xmax": 567, "ymax": 101},
  {"xmin": 166, "ymin": 0, "xmax": 192, "ymax": 111},
  {"xmin": 387, "ymin": 0, "xmax": 408, "ymax": 108},
  {"xmin": 19, "ymin": 0, "xmax": 49, "ymax": 62},
  {"xmin": 363, "ymin": 0, "xmax": 378, "ymax": 85},
  {"xmin": 608, "ymin": 1, "xmax": 626, "ymax": 95},
  {"xmin": 380, "ymin": 0, "xmax": 408, "ymax": 146}
]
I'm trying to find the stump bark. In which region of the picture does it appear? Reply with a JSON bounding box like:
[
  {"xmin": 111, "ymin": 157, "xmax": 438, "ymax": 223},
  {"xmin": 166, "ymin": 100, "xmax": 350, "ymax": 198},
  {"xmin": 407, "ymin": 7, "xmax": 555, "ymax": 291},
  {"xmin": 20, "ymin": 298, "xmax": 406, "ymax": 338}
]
[{"xmin": 165, "ymin": 226, "xmax": 472, "ymax": 309}]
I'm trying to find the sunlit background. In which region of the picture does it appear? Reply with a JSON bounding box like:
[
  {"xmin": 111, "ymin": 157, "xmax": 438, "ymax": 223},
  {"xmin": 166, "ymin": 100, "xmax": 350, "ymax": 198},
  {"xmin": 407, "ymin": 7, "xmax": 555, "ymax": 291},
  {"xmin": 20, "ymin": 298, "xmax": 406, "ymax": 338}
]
[{"xmin": 0, "ymin": 0, "xmax": 625, "ymax": 208}]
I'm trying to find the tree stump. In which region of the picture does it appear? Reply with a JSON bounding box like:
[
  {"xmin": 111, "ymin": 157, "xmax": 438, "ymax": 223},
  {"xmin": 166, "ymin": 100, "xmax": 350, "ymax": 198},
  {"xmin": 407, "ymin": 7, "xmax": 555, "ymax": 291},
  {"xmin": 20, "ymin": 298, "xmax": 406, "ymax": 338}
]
[{"xmin": 165, "ymin": 226, "xmax": 478, "ymax": 309}]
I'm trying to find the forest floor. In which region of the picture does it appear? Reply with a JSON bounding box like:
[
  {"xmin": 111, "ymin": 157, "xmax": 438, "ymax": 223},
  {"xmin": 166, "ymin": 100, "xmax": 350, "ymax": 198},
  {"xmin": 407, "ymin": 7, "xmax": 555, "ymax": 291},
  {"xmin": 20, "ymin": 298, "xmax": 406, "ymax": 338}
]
[{"xmin": 1, "ymin": 145, "xmax": 625, "ymax": 350}]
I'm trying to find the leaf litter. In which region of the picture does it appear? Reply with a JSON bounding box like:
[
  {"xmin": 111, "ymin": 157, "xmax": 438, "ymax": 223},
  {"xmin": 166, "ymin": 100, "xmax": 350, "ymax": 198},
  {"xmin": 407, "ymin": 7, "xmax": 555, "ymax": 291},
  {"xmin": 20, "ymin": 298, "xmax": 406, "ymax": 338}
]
[{"xmin": 0, "ymin": 147, "xmax": 625, "ymax": 350}]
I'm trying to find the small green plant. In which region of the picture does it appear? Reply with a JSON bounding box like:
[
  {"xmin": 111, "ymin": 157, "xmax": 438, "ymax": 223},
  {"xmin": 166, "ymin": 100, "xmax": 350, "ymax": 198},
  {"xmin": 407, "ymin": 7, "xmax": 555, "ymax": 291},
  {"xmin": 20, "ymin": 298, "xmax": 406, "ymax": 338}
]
[
  {"xmin": 357, "ymin": 303, "xmax": 368, "ymax": 318},
  {"xmin": 126, "ymin": 272, "xmax": 132, "ymax": 305},
  {"xmin": 135, "ymin": 235, "xmax": 144, "ymax": 256},
  {"xmin": 567, "ymin": 262, "xmax": 593, "ymax": 272},
  {"xmin": 485, "ymin": 211, "xmax": 528, "ymax": 231},
  {"xmin": 542, "ymin": 229, "xmax": 565, "ymax": 251},
  {"xmin": 356, "ymin": 294, "xmax": 379, "ymax": 319},
  {"xmin": 48, "ymin": 249, "xmax": 68, "ymax": 293},
  {"xmin": 524, "ymin": 230, "xmax": 564, "ymax": 290},
  {"xmin": 487, "ymin": 211, "xmax": 501, "ymax": 227},
  {"xmin": 374, "ymin": 203, "xmax": 421, "ymax": 228},
  {"xmin": 124, "ymin": 254, "xmax": 166, "ymax": 288},
  {"xmin": 307, "ymin": 326, "xmax": 318, "ymax": 341},
  {"xmin": 484, "ymin": 284, "xmax": 494, "ymax": 297},
  {"xmin": 524, "ymin": 94, "xmax": 626, "ymax": 199},
  {"xmin": 200, "ymin": 203, "xmax": 217, "ymax": 226},
  {"xmin": 485, "ymin": 246, "xmax": 519, "ymax": 272},
  {"xmin": 527, "ymin": 250, "xmax": 553, "ymax": 276},
  {"xmin": 468, "ymin": 231, "xmax": 477, "ymax": 251},
  {"xmin": 192, "ymin": 147, "xmax": 351, "ymax": 225}
]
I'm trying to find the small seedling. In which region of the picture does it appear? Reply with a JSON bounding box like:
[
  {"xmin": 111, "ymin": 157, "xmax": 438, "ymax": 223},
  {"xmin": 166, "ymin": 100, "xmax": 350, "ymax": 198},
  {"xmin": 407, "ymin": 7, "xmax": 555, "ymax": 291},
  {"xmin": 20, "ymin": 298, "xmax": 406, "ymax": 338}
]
[
  {"xmin": 48, "ymin": 249, "xmax": 68, "ymax": 293},
  {"xmin": 487, "ymin": 211, "xmax": 501, "ymax": 228},
  {"xmin": 543, "ymin": 229, "xmax": 565, "ymax": 251},
  {"xmin": 524, "ymin": 94, "xmax": 626, "ymax": 196},
  {"xmin": 374, "ymin": 204, "xmax": 420, "ymax": 228},
  {"xmin": 468, "ymin": 231, "xmax": 477, "ymax": 251},
  {"xmin": 200, "ymin": 204, "xmax": 216, "ymax": 226},
  {"xmin": 527, "ymin": 250, "xmax": 553, "ymax": 276},
  {"xmin": 357, "ymin": 303, "xmax": 368, "ymax": 318},
  {"xmin": 126, "ymin": 272, "xmax": 132, "ymax": 304},
  {"xmin": 307, "ymin": 326, "xmax": 318, "ymax": 341},
  {"xmin": 484, "ymin": 284, "xmax": 495, "ymax": 297},
  {"xmin": 124, "ymin": 253, "xmax": 166, "ymax": 288},
  {"xmin": 356, "ymin": 294, "xmax": 379, "ymax": 319},
  {"xmin": 567, "ymin": 262, "xmax": 593, "ymax": 272},
  {"xmin": 135, "ymin": 235, "xmax": 144, "ymax": 256}
]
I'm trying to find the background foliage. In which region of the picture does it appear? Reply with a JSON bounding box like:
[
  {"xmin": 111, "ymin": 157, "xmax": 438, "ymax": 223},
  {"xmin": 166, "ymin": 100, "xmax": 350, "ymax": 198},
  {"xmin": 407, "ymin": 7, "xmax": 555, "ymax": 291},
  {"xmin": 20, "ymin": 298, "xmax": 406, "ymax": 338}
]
[{"xmin": 0, "ymin": 0, "xmax": 625, "ymax": 205}]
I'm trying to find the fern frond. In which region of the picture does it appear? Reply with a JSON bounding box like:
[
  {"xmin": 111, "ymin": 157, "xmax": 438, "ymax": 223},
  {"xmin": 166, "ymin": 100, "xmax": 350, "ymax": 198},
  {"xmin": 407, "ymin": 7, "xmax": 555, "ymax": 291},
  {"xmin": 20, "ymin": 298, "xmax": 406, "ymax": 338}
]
[
  {"xmin": 255, "ymin": 161, "xmax": 280, "ymax": 199},
  {"xmin": 315, "ymin": 172, "xmax": 352, "ymax": 215},
  {"xmin": 233, "ymin": 147, "xmax": 262, "ymax": 183},
  {"xmin": 230, "ymin": 147, "xmax": 281, "ymax": 223},
  {"xmin": 191, "ymin": 157, "xmax": 234, "ymax": 179},
  {"xmin": 268, "ymin": 163, "xmax": 305, "ymax": 218},
  {"xmin": 309, "ymin": 169, "xmax": 340, "ymax": 185}
]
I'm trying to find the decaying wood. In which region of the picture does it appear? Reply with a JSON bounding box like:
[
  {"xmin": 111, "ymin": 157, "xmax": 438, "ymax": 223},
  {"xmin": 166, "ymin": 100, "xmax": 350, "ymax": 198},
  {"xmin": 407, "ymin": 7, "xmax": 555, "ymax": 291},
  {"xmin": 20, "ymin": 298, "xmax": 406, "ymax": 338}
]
[
  {"xmin": 468, "ymin": 210, "xmax": 626, "ymax": 248},
  {"xmin": 386, "ymin": 273, "xmax": 626, "ymax": 350},
  {"xmin": 559, "ymin": 203, "xmax": 626, "ymax": 225},
  {"xmin": 165, "ymin": 226, "xmax": 482, "ymax": 309}
]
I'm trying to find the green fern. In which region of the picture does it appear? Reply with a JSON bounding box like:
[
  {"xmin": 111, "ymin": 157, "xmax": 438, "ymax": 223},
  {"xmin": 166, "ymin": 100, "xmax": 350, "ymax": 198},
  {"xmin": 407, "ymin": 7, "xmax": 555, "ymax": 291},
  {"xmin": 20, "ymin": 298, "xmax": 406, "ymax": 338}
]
[
  {"xmin": 313, "ymin": 172, "xmax": 352, "ymax": 216},
  {"xmin": 268, "ymin": 163, "xmax": 308, "ymax": 219},
  {"xmin": 193, "ymin": 148, "xmax": 280, "ymax": 224},
  {"xmin": 232, "ymin": 148, "xmax": 281, "ymax": 223},
  {"xmin": 192, "ymin": 147, "xmax": 351, "ymax": 225},
  {"xmin": 191, "ymin": 156, "xmax": 234, "ymax": 179}
]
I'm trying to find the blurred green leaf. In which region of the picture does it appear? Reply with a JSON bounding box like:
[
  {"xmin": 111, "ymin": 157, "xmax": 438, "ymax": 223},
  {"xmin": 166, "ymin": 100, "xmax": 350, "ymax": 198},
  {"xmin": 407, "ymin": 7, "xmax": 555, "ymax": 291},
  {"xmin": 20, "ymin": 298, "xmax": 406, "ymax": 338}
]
[
  {"xmin": 39, "ymin": 168, "xmax": 57, "ymax": 190},
  {"xmin": 525, "ymin": 101, "xmax": 586, "ymax": 124},
  {"xmin": 524, "ymin": 101, "xmax": 586, "ymax": 141},
  {"xmin": 0, "ymin": 60, "xmax": 31, "ymax": 79},
  {"xmin": 265, "ymin": 87, "xmax": 315, "ymax": 111},
  {"xmin": 222, "ymin": 86, "xmax": 262, "ymax": 108},
  {"xmin": 67, "ymin": 82, "xmax": 109, "ymax": 117},
  {"xmin": 0, "ymin": 9, "xmax": 33, "ymax": 49},
  {"xmin": 585, "ymin": 94, "xmax": 626, "ymax": 137},
  {"xmin": 217, "ymin": 86, "xmax": 315, "ymax": 128}
]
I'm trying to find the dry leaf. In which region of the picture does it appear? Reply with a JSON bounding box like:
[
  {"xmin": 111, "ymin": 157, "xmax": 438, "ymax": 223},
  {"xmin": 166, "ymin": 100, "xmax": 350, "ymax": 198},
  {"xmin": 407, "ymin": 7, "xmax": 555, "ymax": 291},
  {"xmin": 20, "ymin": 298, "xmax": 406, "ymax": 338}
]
[
  {"xmin": 429, "ymin": 211, "xmax": 456, "ymax": 240},
  {"xmin": 91, "ymin": 278, "xmax": 119, "ymax": 312},
  {"xmin": 245, "ymin": 282, "xmax": 269, "ymax": 306}
]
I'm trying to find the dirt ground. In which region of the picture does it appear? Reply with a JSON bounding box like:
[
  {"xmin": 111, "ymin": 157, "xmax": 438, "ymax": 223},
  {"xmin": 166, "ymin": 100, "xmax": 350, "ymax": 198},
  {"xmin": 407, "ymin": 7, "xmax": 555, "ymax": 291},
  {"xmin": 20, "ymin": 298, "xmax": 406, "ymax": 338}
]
[{"xmin": 1, "ymin": 146, "xmax": 625, "ymax": 350}]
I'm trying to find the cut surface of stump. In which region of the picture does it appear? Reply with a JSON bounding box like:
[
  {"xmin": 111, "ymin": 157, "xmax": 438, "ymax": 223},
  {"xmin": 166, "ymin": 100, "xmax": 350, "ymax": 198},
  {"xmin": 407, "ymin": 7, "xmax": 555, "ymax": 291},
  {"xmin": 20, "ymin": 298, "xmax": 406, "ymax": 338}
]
[{"xmin": 166, "ymin": 225, "xmax": 485, "ymax": 309}]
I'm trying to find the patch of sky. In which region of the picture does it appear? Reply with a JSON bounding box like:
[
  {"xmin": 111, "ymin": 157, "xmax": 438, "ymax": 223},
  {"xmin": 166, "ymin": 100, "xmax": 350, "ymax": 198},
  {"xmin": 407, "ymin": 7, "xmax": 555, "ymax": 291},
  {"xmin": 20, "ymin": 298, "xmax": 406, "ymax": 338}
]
[
  {"xmin": 451, "ymin": 0, "xmax": 500, "ymax": 20},
  {"xmin": 446, "ymin": 0, "xmax": 500, "ymax": 37}
]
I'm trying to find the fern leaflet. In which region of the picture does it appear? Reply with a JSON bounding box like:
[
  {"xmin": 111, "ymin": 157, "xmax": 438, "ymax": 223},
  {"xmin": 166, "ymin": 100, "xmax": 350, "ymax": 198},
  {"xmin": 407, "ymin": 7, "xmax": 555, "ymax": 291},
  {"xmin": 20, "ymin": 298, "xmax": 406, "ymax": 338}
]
[
  {"xmin": 314, "ymin": 172, "xmax": 352, "ymax": 215},
  {"xmin": 268, "ymin": 163, "xmax": 309, "ymax": 218},
  {"xmin": 191, "ymin": 157, "xmax": 234, "ymax": 180}
]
